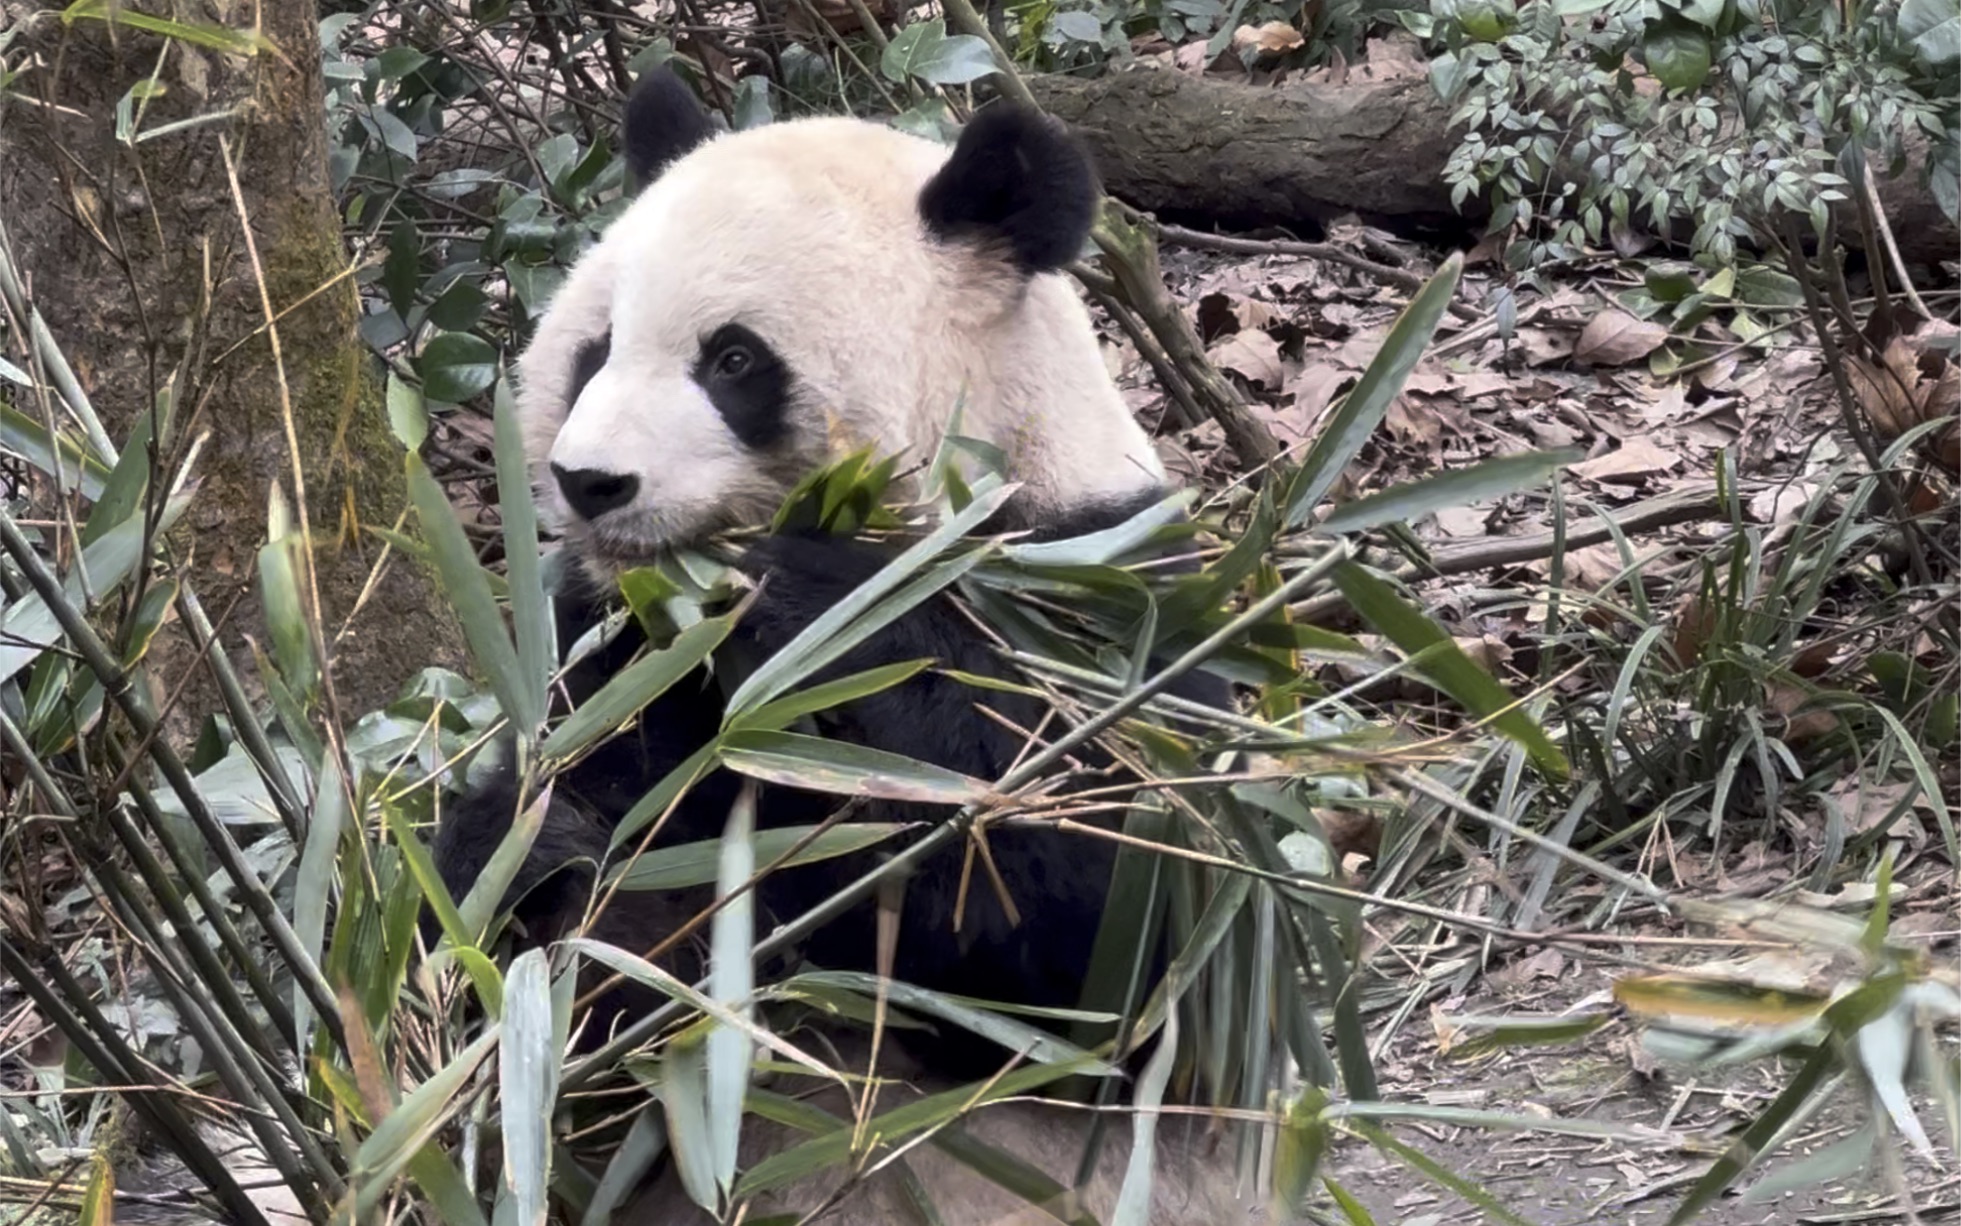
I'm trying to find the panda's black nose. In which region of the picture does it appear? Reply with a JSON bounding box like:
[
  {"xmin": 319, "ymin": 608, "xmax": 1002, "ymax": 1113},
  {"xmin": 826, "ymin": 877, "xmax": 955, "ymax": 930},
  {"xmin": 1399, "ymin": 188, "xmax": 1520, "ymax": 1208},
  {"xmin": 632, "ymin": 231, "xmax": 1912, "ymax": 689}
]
[{"xmin": 552, "ymin": 463, "xmax": 639, "ymax": 521}]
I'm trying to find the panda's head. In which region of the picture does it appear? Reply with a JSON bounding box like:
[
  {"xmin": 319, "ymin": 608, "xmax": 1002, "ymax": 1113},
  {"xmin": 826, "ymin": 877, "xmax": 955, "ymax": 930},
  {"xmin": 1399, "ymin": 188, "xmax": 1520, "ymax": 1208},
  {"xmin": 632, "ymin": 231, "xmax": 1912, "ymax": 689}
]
[{"xmin": 519, "ymin": 67, "xmax": 1167, "ymax": 577}]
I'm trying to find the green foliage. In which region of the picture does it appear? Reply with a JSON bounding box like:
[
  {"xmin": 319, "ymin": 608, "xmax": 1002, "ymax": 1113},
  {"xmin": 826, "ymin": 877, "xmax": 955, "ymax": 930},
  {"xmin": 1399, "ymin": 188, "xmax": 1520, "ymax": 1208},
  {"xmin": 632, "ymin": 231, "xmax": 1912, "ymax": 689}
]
[
  {"xmin": 1014, "ymin": 0, "xmax": 1384, "ymax": 72},
  {"xmin": 1414, "ymin": 0, "xmax": 1960, "ymax": 269}
]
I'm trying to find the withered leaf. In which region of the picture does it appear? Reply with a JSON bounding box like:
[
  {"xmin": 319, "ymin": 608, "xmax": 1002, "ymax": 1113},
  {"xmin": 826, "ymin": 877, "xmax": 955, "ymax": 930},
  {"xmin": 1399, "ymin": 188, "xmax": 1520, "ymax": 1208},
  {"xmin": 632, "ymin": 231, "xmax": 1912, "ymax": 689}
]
[{"xmin": 1574, "ymin": 309, "xmax": 1670, "ymax": 367}]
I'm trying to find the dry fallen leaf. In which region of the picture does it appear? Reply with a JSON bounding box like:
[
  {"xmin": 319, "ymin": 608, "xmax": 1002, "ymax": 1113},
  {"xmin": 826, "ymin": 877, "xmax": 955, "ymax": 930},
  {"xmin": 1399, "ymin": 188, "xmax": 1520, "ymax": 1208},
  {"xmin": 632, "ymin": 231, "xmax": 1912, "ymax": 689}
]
[
  {"xmin": 1574, "ymin": 309, "xmax": 1671, "ymax": 367},
  {"xmin": 1209, "ymin": 330, "xmax": 1284, "ymax": 389},
  {"xmin": 1233, "ymin": 20, "xmax": 1304, "ymax": 57},
  {"xmin": 1571, "ymin": 437, "xmax": 1679, "ymax": 484}
]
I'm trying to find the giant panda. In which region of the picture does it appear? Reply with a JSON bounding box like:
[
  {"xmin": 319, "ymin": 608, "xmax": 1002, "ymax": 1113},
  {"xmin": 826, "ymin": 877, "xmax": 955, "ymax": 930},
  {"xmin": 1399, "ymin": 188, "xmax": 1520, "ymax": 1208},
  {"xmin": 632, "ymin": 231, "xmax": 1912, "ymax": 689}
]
[{"xmin": 432, "ymin": 66, "xmax": 1288, "ymax": 1225}]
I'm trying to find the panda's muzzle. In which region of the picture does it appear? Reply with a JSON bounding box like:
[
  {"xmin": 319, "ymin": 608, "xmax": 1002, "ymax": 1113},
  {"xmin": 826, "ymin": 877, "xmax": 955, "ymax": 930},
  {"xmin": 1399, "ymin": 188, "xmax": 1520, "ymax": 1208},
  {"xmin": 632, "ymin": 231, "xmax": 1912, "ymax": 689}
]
[{"xmin": 552, "ymin": 462, "xmax": 639, "ymax": 522}]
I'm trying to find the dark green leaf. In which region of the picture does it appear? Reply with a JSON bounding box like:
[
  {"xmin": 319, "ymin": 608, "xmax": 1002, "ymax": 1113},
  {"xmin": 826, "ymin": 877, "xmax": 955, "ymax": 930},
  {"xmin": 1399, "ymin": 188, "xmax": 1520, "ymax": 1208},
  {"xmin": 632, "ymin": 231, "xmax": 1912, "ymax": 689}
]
[{"xmin": 418, "ymin": 332, "xmax": 499, "ymax": 404}]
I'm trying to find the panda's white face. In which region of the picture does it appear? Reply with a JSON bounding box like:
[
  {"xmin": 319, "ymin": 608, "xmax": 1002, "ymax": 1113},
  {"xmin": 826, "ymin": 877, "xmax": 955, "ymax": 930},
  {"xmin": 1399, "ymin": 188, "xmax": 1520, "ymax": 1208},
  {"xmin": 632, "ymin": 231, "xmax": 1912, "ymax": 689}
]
[{"xmin": 518, "ymin": 83, "xmax": 1166, "ymax": 579}]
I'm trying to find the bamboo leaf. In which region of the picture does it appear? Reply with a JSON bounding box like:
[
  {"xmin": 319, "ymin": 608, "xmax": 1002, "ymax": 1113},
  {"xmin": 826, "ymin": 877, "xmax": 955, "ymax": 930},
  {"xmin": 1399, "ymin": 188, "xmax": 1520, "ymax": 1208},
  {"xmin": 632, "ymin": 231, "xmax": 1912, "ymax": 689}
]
[
  {"xmin": 724, "ymin": 477, "xmax": 1017, "ymax": 716},
  {"xmin": 736, "ymin": 1059, "xmax": 1097, "ymax": 1198},
  {"xmin": 61, "ymin": 0, "xmax": 272, "ymax": 54},
  {"xmin": 782, "ymin": 972, "xmax": 1119, "ymax": 1072},
  {"xmin": 1314, "ymin": 450, "xmax": 1580, "ymax": 537},
  {"xmin": 721, "ymin": 728, "xmax": 992, "ymax": 805},
  {"xmin": 501, "ymin": 949, "xmax": 559, "ymax": 1226},
  {"xmin": 565, "ymin": 939, "xmax": 842, "ymax": 1082},
  {"xmin": 1112, "ymin": 1010, "xmax": 1177, "ymax": 1225},
  {"xmin": 406, "ymin": 450, "xmax": 537, "ymax": 735},
  {"xmin": 732, "ymin": 659, "xmax": 933, "ymax": 733},
  {"xmin": 0, "ymin": 488, "xmax": 192, "ymax": 685},
  {"xmin": 349, "ymin": 1028, "xmax": 500, "ymax": 1218},
  {"xmin": 79, "ymin": 407, "xmax": 153, "ymax": 547},
  {"xmin": 1332, "ymin": 560, "xmax": 1569, "ymax": 781},
  {"xmin": 609, "ymin": 822, "xmax": 914, "ymax": 891},
  {"xmin": 0, "ymin": 402, "xmax": 110, "ymax": 499},
  {"xmin": 656, "ymin": 1034, "xmax": 718, "ymax": 1211},
  {"xmin": 455, "ymin": 782, "xmax": 551, "ymax": 944},
  {"xmin": 1003, "ymin": 490, "xmax": 1193, "ymax": 567},
  {"xmin": 293, "ymin": 758, "xmax": 348, "ymax": 1053},
  {"xmin": 542, "ymin": 613, "xmax": 737, "ymax": 763},
  {"xmin": 1282, "ymin": 254, "xmax": 1463, "ymax": 529},
  {"xmin": 707, "ymin": 783, "xmax": 758, "ymax": 1193},
  {"xmin": 495, "ymin": 378, "xmax": 554, "ymax": 726},
  {"xmin": 579, "ymin": 1107, "xmax": 667, "ymax": 1226}
]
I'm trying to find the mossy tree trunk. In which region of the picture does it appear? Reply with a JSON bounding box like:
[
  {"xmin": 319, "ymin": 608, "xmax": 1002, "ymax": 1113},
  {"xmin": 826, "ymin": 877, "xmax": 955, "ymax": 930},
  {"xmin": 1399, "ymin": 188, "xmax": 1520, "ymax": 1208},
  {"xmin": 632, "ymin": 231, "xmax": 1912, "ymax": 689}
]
[{"xmin": 0, "ymin": 0, "xmax": 462, "ymax": 735}]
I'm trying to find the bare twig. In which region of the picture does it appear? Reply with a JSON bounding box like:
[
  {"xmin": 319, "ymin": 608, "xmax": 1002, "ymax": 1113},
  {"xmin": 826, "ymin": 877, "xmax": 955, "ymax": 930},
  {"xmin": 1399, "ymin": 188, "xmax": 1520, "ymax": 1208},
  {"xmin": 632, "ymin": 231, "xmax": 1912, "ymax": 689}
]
[{"xmin": 1155, "ymin": 221, "xmax": 1484, "ymax": 323}]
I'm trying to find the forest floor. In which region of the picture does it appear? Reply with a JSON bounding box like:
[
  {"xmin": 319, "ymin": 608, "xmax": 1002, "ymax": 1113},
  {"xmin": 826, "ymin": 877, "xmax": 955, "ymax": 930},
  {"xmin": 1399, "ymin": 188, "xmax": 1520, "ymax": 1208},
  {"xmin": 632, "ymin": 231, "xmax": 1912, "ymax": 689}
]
[{"xmin": 1090, "ymin": 237, "xmax": 1961, "ymax": 1224}]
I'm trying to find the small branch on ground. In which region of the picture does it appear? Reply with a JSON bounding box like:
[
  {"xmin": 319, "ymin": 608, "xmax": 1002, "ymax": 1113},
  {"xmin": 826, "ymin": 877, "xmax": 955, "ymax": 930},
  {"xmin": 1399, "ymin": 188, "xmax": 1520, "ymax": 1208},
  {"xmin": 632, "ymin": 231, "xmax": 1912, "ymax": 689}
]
[
  {"xmin": 1155, "ymin": 222, "xmax": 1484, "ymax": 323},
  {"xmin": 1287, "ymin": 484, "xmax": 1736, "ymax": 623}
]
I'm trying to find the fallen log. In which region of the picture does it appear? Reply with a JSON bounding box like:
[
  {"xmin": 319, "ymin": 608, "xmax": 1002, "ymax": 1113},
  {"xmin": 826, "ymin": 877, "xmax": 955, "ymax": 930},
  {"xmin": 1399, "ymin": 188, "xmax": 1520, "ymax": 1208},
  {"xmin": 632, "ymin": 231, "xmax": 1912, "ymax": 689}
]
[
  {"xmin": 1025, "ymin": 68, "xmax": 1958, "ymax": 267},
  {"xmin": 1027, "ymin": 69, "xmax": 1465, "ymax": 233}
]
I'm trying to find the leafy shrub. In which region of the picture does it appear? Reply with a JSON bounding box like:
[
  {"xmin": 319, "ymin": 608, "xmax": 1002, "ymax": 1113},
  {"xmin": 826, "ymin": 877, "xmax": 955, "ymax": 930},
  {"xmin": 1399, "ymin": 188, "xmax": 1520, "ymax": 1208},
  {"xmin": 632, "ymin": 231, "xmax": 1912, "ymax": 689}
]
[{"xmin": 1413, "ymin": 0, "xmax": 1960, "ymax": 270}]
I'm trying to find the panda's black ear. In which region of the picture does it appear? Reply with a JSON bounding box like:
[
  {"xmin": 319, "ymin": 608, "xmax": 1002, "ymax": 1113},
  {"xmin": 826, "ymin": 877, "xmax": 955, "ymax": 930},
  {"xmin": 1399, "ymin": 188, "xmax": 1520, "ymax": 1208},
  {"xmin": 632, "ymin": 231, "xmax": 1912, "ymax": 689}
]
[
  {"xmin": 623, "ymin": 66, "xmax": 716, "ymax": 192},
  {"xmin": 918, "ymin": 105, "xmax": 1099, "ymax": 274}
]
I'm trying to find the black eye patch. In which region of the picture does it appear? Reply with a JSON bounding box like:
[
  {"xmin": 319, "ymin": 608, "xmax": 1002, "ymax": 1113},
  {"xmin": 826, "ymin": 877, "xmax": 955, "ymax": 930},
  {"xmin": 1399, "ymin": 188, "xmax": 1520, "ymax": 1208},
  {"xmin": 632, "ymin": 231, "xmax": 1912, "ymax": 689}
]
[
  {"xmin": 569, "ymin": 332, "xmax": 611, "ymax": 407},
  {"xmin": 693, "ymin": 322, "xmax": 791, "ymax": 449}
]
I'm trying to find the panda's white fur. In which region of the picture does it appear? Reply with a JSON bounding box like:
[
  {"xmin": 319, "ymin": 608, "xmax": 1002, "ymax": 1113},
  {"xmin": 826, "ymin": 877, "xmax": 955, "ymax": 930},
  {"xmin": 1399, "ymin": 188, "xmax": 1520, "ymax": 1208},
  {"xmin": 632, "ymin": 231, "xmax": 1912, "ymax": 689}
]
[
  {"xmin": 428, "ymin": 68, "xmax": 1298, "ymax": 1225},
  {"xmin": 522, "ymin": 115, "xmax": 1165, "ymax": 575}
]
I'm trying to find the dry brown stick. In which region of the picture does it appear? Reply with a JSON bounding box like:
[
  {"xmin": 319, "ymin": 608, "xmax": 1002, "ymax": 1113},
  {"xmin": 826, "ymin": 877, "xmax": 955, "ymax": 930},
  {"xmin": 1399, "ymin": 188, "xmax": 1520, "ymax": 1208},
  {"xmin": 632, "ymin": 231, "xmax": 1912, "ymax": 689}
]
[
  {"xmin": 1288, "ymin": 483, "xmax": 1733, "ymax": 622},
  {"xmin": 1095, "ymin": 203, "xmax": 1280, "ymax": 469},
  {"xmin": 1155, "ymin": 221, "xmax": 1484, "ymax": 323}
]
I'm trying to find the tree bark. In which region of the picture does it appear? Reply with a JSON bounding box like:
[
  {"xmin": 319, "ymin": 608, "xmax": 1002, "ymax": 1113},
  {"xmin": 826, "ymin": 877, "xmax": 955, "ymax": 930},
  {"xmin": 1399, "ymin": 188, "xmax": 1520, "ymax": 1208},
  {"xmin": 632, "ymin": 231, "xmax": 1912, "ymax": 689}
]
[
  {"xmin": 0, "ymin": 0, "xmax": 463, "ymax": 735},
  {"xmin": 1027, "ymin": 68, "xmax": 1959, "ymax": 266}
]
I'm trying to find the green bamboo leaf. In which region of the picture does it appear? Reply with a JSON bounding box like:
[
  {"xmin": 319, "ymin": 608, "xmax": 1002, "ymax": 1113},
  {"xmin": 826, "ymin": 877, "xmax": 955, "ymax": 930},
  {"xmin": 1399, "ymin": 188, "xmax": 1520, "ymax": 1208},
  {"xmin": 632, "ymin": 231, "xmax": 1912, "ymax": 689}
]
[
  {"xmin": 610, "ymin": 740, "xmax": 721, "ymax": 850},
  {"xmin": 783, "ymin": 971, "xmax": 1118, "ymax": 1073},
  {"xmin": 258, "ymin": 486, "xmax": 318, "ymax": 703},
  {"xmin": 349, "ymin": 1028, "xmax": 500, "ymax": 1218},
  {"xmin": 455, "ymin": 782, "xmax": 551, "ymax": 944},
  {"xmin": 579, "ymin": 1107, "xmax": 667, "ymax": 1226},
  {"xmin": 1112, "ymin": 1010, "xmax": 1177, "ymax": 1225},
  {"xmin": 1283, "ymin": 254, "xmax": 1463, "ymax": 529},
  {"xmin": 542, "ymin": 613, "xmax": 737, "ymax": 763},
  {"xmin": 565, "ymin": 938, "xmax": 842, "ymax": 1082},
  {"xmin": 61, "ymin": 0, "xmax": 271, "ymax": 54},
  {"xmin": 1314, "ymin": 450, "xmax": 1579, "ymax": 537},
  {"xmin": 735, "ymin": 1059, "xmax": 1096, "ymax": 1198},
  {"xmin": 501, "ymin": 949, "xmax": 559, "ymax": 1226},
  {"xmin": 731, "ymin": 659, "xmax": 933, "ymax": 733},
  {"xmin": 80, "ymin": 408, "xmax": 153, "ymax": 547},
  {"xmin": 495, "ymin": 378, "xmax": 553, "ymax": 727},
  {"xmin": 0, "ymin": 403, "xmax": 110, "ymax": 500},
  {"xmin": 1003, "ymin": 490, "xmax": 1193, "ymax": 567},
  {"xmin": 0, "ymin": 488, "xmax": 192, "ymax": 685},
  {"xmin": 293, "ymin": 757, "xmax": 348, "ymax": 1053},
  {"xmin": 609, "ymin": 822, "xmax": 914, "ymax": 891},
  {"xmin": 406, "ymin": 450, "xmax": 536, "ymax": 735},
  {"xmin": 724, "ymin": 476, "xmax": 1016, "ymax": 717},
  {"xmin": 656, "ymin": 1033, "xmax": 718, "ymax": 1211},
  {"xmin": 1332, "ymin": 560, "xmax": 1569, "ymax": 781},
  {"xmin": 1350, "ymin": 1119, "xmax": 1533, "ymax": 1226},
  {"xmin": 721, "ymin": 728, "xmax": 992, "ymax": 805},
  {"xmin": 708, "ymin": 784, "xmax": 758, "ymax": 1194},
  {"xmin": 1271, "ymin": 1086, "xmax": 1332, "ymax": 1215},
  {"xmin": 382, "ymin": 804, "xmax": 503, "ymax": 1007},
  {"xmin": 1131, "ymin": 872, "xmax": 1251, "ymax": 1045}
]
